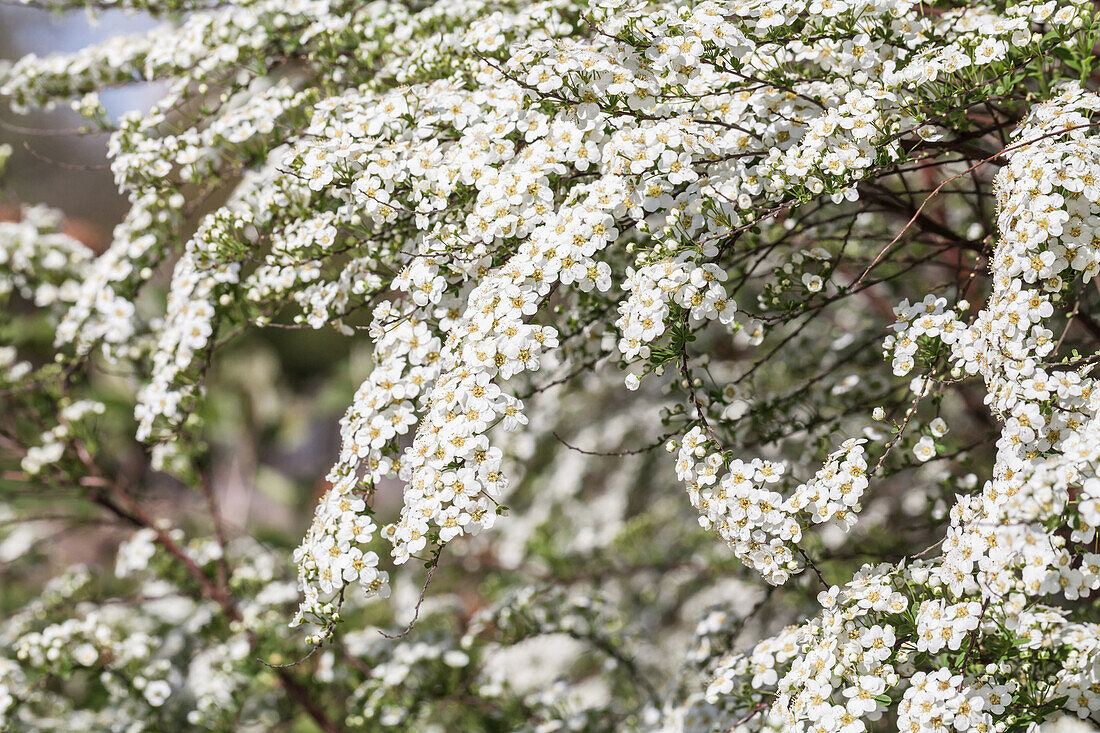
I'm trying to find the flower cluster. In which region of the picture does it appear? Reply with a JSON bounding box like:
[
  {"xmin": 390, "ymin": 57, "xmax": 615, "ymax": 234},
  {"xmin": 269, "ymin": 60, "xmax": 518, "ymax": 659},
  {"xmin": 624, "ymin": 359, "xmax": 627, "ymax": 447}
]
[
  {"xmin": 674, "ymin": 427, "xmax": 869, "ymax": 584},
  {"xmin": 617, "ymin": 258, "xmax": 737, "ymax": 364},
  {"xmin": 0, "ymin": 205, "xmax": 91, "ymax": 311}
]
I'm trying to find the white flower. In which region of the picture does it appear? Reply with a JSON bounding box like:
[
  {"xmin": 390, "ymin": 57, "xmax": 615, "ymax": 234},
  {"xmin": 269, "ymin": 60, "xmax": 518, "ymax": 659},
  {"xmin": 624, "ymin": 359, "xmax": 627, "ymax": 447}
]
[
  {"xmin": 443, "ymin": 650, "xmax": 469, "ymax": 668},
  {"xmin": 143, "ymin": 680, "xmax": 171, "ymax": 707},
  {"xmin": 72, "ymin": 644, "xmax": 98, "ymax": 667},
  {"xmin": 913, "ymin": 436, "xmax": 937, "ymax": 462}
]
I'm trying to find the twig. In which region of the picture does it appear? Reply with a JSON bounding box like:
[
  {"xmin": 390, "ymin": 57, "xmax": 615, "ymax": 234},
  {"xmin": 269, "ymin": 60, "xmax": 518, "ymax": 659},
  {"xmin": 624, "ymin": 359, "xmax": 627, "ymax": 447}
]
[
  {"xmin": 552, "ymin": 430, "xmax": 672, "ymax": 457},
  {"xmin": 379, "ymin": 549, "xmax": 441, "ymax": 639},
  {"xmin": 797, "ymin": 545, "xmax": 828, "ymax": 589},
  {"xmin": 21, "ymin": 141, "xmax": 111, "ymax": 171},
  {"xmin": 725, "ymin": 702, "xmax": 768, "ymax": 732}
]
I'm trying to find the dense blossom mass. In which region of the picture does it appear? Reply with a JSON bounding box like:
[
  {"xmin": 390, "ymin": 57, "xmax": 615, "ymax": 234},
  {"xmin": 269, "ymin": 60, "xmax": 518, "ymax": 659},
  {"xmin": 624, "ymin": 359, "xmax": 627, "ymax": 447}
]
[{"xmin": 2, "ymin": 0, "xmax": 1100, "ymax": 729}]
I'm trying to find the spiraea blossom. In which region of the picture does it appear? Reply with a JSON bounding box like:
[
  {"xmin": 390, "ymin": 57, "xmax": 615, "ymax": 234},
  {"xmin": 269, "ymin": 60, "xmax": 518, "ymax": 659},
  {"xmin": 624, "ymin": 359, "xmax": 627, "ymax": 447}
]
[{"xmin": 3, "ymin": 0, "xmax": 1100, "ymax": 729}]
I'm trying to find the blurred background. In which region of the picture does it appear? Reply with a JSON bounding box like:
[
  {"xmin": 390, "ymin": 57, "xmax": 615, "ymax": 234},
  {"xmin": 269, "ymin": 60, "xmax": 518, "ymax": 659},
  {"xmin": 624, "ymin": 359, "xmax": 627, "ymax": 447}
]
[
  {"xmin": 0, "ymin": 6, "xmax": 369, "ymax": 572},
  {"xmin": 0, "ymin": 6, "xmax": 155, "ymax": 232}
]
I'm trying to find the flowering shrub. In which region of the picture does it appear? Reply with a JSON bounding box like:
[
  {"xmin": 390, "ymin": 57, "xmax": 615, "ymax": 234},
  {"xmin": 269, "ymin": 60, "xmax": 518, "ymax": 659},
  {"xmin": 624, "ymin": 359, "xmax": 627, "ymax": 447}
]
[{"xmin": 3, "ymin": 0, "xmax": 1100, "ymax": 729}]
